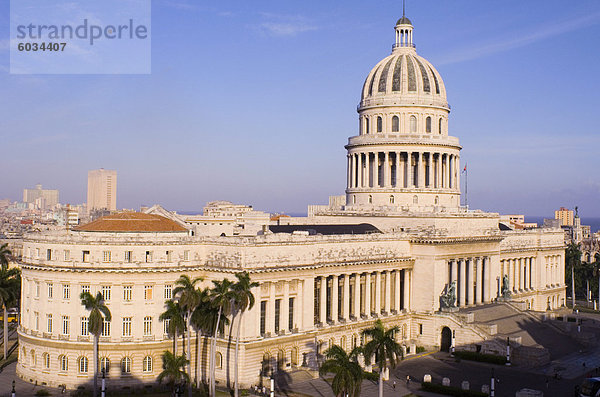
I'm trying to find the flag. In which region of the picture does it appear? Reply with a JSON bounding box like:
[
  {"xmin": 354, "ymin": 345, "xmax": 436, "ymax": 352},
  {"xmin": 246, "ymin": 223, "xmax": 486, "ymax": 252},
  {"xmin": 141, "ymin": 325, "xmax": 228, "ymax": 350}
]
[{"xmin": 462, "ymin": 164, "xmax": 467, "ymax": 174}]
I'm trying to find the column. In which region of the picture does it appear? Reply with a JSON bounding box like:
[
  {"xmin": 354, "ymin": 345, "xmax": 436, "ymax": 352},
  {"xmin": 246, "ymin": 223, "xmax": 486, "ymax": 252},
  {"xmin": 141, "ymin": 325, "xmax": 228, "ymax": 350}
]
[
  {"xmin": 267, "ymin": 282, "xmax": 275, "ymax": 334},
  {"xmin": 407, "ymin": 152, "xmax": 413, "ymax": 187},
  {"xmin": 483, "ymin": 257, "xmax": 491, "ymax": 303},
  {"xmin": 394, "ymin": 270, "xmax": 401, "ymax": 312},
  {"xmin": 523, "ymin": 259, "xmax": 528, "ymax": 290},
  {"xmin": 395, "ymin": 152, "xmax": 400, "ymax": 187},
  {"xmin": 374, "ymin": 272, "xmax": 381, "ymax": 315},
  {"xmin": 506, "ymin": 259, "xmax": 512, "ymax": 290},
  {"xmin": 403, "ymin": 270, "xmax": 410, "ymax": 311},
  {"xmin": 357, "ymin": 153, "xmax": 363, "ymax": 188},
  {"xmin": 374, "ymin": 152, "xmax": 380, "ymax": 188},
  {"xmin": 319, "ymin": 277, "xmax": 327, "ymax": 324},
  {"xmin": 253, "ymin": 284, "xmax": 262, "ymax": 337},
  {"xmin": 384, "ymin": 271, "xmax": 391, "ymax": 313},
  {"xmin": 418, "ymin": 152, "xmax": 426, "ymax": 188},
  {"xmin": 451, "ymin": 259, "xmax": 458, "ymax": 284},
  {"xmin": 365, "ymin": 272, "xmax": 372, "ymax": 315},
  {"xmin": 282, "ymin": 281, "xmax": 290, "ymax": 332},
  {"xmin": 436, "ymin": 153, "xmax": 441, "ymax": 188},
  {"xmin": 343, "ymin": 275, "xmax": 350, "ymax": 321},
  {"xmin": 384, "ymin": 152, "xmax": 390, "ymax": 187},
  {"xmin": 475, "ymin": 258, "xmax": 482, "ymax": 304},
  {"xmin": 459, "ymin": 259, "xmax": 466, "ymax": 307},
  {"xmin": 332, "ymin": 275, "xmax": 339, "ymax": 323},
  {"xmin": 512, "ymin": 259, "xmax": 517, "ymax": 292},
  {"xmin": 456, "ymin": 156, "xmax": 460, "ymax": 191},
  {"xmin": 467, "ymin": 259, "xmax": 475, "ymax": 306},
  {"xmin": 443, "ymin": 154, "xmax": 448, "ymax": 188},
  {"xmin": 529, "ymin": 257, "xmax": 534, "ymax": 290},
  {"xmin": 353, "ymin": 274, "xmax": 360, "ymax": 318},
  {"xmin": 347, "ymin": 155, "xmax": 352, "ymax": 189}
]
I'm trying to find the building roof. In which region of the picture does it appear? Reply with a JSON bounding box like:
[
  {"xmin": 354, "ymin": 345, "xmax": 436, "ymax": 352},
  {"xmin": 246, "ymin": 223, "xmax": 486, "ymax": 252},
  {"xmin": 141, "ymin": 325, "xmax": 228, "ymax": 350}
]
[
  {"xmin": 396, "ymin": 16, "xmax": 412, "ymax": 25},
  {"xmin": 268, "ymin": 223, "xmax": 381, "ymax": 235},
  {"xmin": 73, "ymin": 212, "xmax": 188, "ymax": 233}
]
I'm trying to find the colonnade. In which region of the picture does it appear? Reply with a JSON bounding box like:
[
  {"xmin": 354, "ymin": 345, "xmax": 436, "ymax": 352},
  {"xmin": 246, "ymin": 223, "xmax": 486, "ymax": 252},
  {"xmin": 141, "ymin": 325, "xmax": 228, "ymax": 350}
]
[
  {"xmin": 500, "ymin": 257, "xmax": 536, "ymax": 292},
  {"xmin": 448, "ymin": 257, "xmax": 491, "ymax": 307},
  {"xmin": 543, "ymin": 254, "xmax": 562, "ymax": 288},
  {"xmin": 347, "ymin": 151, "xmax": 458, "ymax": 190}
]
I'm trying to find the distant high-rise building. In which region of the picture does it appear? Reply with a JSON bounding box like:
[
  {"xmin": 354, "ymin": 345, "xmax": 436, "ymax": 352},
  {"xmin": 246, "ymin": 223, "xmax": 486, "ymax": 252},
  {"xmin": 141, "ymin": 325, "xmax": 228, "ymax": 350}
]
[
  {"xmin": 22, "ymin": 184, "xmax": 59, "ymax": 210},
  {"xmin": 87, "ymin": 169, "xmax": 117, "ymax": 212},
  {"xmin": 554, "ymin": 207, "xmax": 574, "ymax": 226}
]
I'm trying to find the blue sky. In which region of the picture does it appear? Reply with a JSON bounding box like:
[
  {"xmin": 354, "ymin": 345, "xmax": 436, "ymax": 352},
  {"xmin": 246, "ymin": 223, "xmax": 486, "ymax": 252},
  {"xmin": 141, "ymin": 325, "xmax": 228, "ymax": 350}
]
[{"xmin": 1, "ymin": 0, "xmax": 600, "ymax": 217}]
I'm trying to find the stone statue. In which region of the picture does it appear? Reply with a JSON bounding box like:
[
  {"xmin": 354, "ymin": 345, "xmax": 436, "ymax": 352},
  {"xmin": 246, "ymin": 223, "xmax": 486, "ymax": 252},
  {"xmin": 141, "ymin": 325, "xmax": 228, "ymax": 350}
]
[
  {"xmin": 501, "ymin": 274, "xmax": 511, "ymax": 298},
  {"xmin": 440, "ymin": 281, "xmax": 457, "ymax": 308}
]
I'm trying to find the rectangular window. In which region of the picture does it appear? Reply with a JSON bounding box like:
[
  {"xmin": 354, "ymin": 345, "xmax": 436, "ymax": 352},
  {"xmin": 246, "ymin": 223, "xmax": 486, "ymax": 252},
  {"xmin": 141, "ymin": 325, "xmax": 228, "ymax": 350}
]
[
  {"xmin": 144, "ymin": 285, "xmax": 153, "ymax": 301},
  {"xmin": 419, "ymin": 323, "xmax": 423, "ymax": 335},
  {"xmin": 36, "ymin": 248, "xmax": 40, "ymax": 258},
  {"xmin": 47, "ymin": 283, "xmax": 53, "ymax": 299},
  {"xmin": 35, "ymin": 282, "xmax": 40, "ymax": 298},
  {"xmin": 164, "ymin": 284, "xmax": 172, "ymax": 300},
  {"xmin": 166, "ymin": 250, "xmax": 172, "ymax": 262},
  {"xmin": 62, "ymin": 315, "xmax": 70, "ymax": 335},
  {"xmin": 145, "ymin": 251, "xmax": 152, "ymax": 262},
  {"xmin": 101, "ymin": 285, "xmax": 111, "ymax": 301},
  {"xmin": 123, "ymin": 285, "xmax": 132, "ymax": 302},
  {"xmin": 164, "ymin": 318, "xmax": 171, "ymax": 334},
  {"xmin": 103, "ymin": 251, "xmax": 111, "ymax": 262},
  {"xmin": 143, "ymin": 316, "xmax": 152, "ymax": 336},
  {"xmin": 122, "ymin": 317, "xmax": 132, "ymax": 337},
  {"xmin": 34, "ymin": 312, "xmax": 39, "ymax": 330},
  {"xmin": 47, "ymin": 314, "xmax": 53, "ymax": 333},
  {"xmin": 183, "ymin": 250, "xmax": 189, "ymax": 261},
  {"xmin": 64, "ymin": 250, "xmax": 70, "ymax": 261},
  {"xmin": 125, "ymin": 251, "xmax": 132, "ymax": 263},
  {"xmin": 63, "ymin": 283, "xmax": 70, "ymax": 299},
  {"xmin": 82, "ymin": 250, "xmax": 90, "ymax": 262},
  {"xmin": 102, "ymin": 320, "xmax": 111, "ymax": 337},
  {"xmin": 81, "ymin": 317, "xmax": 89, "ymax": 336},
  {"xmin": 260, "ymin": 301, "xmax": 267, "ymax": 336},
  {"xmin": 47, "ymin": 249, "xmax": 52, "ymax": 260},
  {"xmin": 274, "ymin": 299, "xmax": 281, "ymax": 333},
  {"xmin": 288, "ymin": 297, "xmax": 294, "ymax": 330},
  {"xmin": 81, "ymin": 284, "xmax": 90, "ymax": 295}
]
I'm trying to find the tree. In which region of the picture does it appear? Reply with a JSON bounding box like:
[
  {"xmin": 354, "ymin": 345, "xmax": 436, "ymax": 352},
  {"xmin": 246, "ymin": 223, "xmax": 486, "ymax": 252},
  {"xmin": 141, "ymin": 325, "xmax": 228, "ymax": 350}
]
[
  {"xmin": 80, "ymin": 291, "xmax": 111, "ymax": 397},
  {"xmin": 0, "ymin": 243, "xmax": 11, "ymax": 268},
  {"xmin": 208, "ymin": 278, "xmax": 235, "ymax": 397},
  {"xmin": 158, "ymin": 350, "xmax": 190, "ymax": 395},
  {"xmin": 362, "ymin": 320, "xmax": 402, "ymax": 397},
  {"xmin": 0, "ymin": 244, "xmax": 19, "ymax": 361},
  {"xmin": 566, "ymin": 242, "xmax": 582, "ymax": 305},
  {"xmin": 160, "ymin": 299, "xmax": 186, "ymax": 355},
  {"xmin": 319, "ymin": 345, "xmax": 365, "ymax": 397},
  {"xmin": 231, "ymin": 272, "xmax": 258, "ymax": 397},
  {"xmin": 173, "ymin": 275, "xmax": 203, "ymax": 397}
]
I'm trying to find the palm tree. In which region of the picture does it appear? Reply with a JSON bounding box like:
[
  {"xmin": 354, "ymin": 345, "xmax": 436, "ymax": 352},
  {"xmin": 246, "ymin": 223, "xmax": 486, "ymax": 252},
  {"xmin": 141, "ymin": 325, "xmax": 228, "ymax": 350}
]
[
  {"xmin": 158, "ymin": 350, "xmax": 190, "ymax": 396},
  {"xmin": 160, "ymin": 299, "xmax": 186, "ymax": 355},
  {"xmin": 80, "ymin": 291, "xmax": 111, "ymax": 397},
  {"xmin": 208, "ymin": 278, "xmax": 235, "ymax": 397},
  {"xmin": 173, "ymin": 275, "xmax": 203, "ymax": 397},
  {"xmin": 319, "ymin": 345, "xmax": 364, "ymax": 397},
  {"xmin": 0, "ymin": 244, "xmax": 19, "ymax": 361},
  {"xmin": 362, "ymin": 320, "xmax": 402, "ymax": 397},
  {"xmin": 231, "ymin": 272, "xmax": 258, "ymax": 397},
  {"xmin": 0, "ymin": 244, "xmax": 11, "ymax": 268}
]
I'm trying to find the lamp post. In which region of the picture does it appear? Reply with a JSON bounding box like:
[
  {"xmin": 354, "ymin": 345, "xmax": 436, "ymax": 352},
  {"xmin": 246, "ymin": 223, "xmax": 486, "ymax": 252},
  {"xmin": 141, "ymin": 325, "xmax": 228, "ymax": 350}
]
[
  {"xmin": 101, "ymin": 370, "xmax": 106, "ymax": 397},
  {"xmin": 11, "ymin": 380, "xmax": 16, "ymax": 397},
  {"xmin": 270, "ymin": 377, "xmax": 274, "ymax": 397},
  {"xmin": 505, "ymin": 337, "xmax": 511, "ymax": 366},
  {"xmin": 490, "ymin": 369, "xmax": 495, "ymax": 397},
  {"xmin": 450, "ymin": 330, "xmax": 455, "ymax": 357}
]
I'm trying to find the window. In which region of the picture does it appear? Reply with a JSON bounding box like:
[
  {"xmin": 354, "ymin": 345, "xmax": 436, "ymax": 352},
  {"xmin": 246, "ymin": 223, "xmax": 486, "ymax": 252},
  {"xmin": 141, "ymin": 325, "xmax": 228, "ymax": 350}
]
[
  {"xmin": 390, "ymin": 195, "xmax": 395, "ymax": 204},
  {"xmin": 123, "ymin": 285, "xmax": 132, "ymax": 302},
  {"xmin": 124, "ymin": 251, "xmax": 132, "ymax": 263},
  {"xmin": 64, "ymin": 250, "xmax": 70, "ymax": 261},
  {"xmin": 413, "ymin": 195, "xmax": 418, "ymax": 204},
  {"xmin": 410, "ymin": 115, "xmax": 417, "ymax": 133},
  {"xmin": 35, "ymin": 282, "xmax": 40, "ymax": 297},
  {"xmin": 62, "ymin": 284, "xmax": 70, "ymax": 299},
  {"xmin": 368, "ymin": 195, "xmax": 373, "ymax": 204},
  {"xmin": 365, "ymin": 117, "xmax": 370, "ymax": 134},
  {"xmin": 100, "ymin": 357, "xmax": 110, "ymax": 374},
  {"xmin": 62, "ymin": 315, "xmax": 70, "ymax": 335},
  {"xmin": 102, "ymin": 320, "xmax": 111, "ymax": 337},
  {"xmin": 34, "ymin": 312, "xmax": 39, "ymax": 330},
  {"xmin": 81, "ymin": 284, "xmax": 90, "ymax": 295},
  {"xmin": 103, "ymin": 251, "xmax": 111, "ymax": 262},
  {"xmin": 143, "ymin": 316, "xmax": 152, "ymax": 336},
  {"xmin": 166, "ymin": 250, "xmax": 172, "ymax": 262},
  {"xmin": 47, "ymin": 249, "xmax": 52, "ymax": 260},
  {"xmin": 36, "ymin": 248, "xmax": 40, "ymax": 258},
  {"xmin": 43, "ymin": 353, "xmax": 50, "ymax": 369},
  {"xmin": 426, "ymin": 116, "xmax": 432, "ymax": 133},
  {"xmin": 31, "ymin": 350, "xmax": 36, "ymax": 366},
  {"xmin": 121, "ymin": 357, "xmax": 131, "ymax": 374},
  {"xmin": 260, "ymin": 301, "xmax": 267, "ymax": 336},
  {"xmin": 145, "ymin": 251, "xmax": 152, "ymax": 262},
  {"xmin": 183, "ymin": 250, "xmax": 189, "ymax": 261},
  {"xmin": 144, "ymin": 285, "xmax": 153, "ymax": 301},
  {"xmin": 101, "ymin": 285, "xmax": 111, "ymax": 301},
  {"xmin": 59, "ymin": 355, "xmax": 68, "ymax": 371},
  {"xmin": 438, "ymin": 117, "xmax": 443, "ymax": 134},
  {"xmin": 288, "ymin": 297, "xmax": 294, "ymax": 331},
  {"xmin": 274, "ymin": 299, "xmax": 281, "ymax": 334},
  {"xmin": 78, "ymin": 356, "xmax": 88, "ymax": 373},
  {"xmin": 47, "ymin": 314, "xmax": 53, "ymax": 333},
  {"xmin": 164, "ymin": 284, "xmax": 173, "ymax": 300},
  {"xmin": 143, "ymin": 356, "xmax": 152, "ymax": 373},
  {"xmin": 81, "ymin": 317, "xmax": 89, "ymax": 336},
  {"xmin": 435, "ymin": 196, "xmax": 439, "ymax": 205},
  {"xmin": 47, "ymin": 283, "xmax": 53, "ymax": 299},
  {"xmin": 376, "ymin": 116, "xmax": 382, "ymax": 132},
  {"xmin": 392, "ymin": 115, "xmax": 399, "ymax": 132},
  {"xmin": 82, "ymin": 250, "xmax": 90, "ymax": 262},
  {"xmin": 122, "ymin": 317, "xmax": 132, "ymax": 337},
  {"xmin": 216, "ymin": 352, "xmax": 223, "ymax": 369},
  {"xmin": 419, "ymin": 323, "xmax": 423, "ymax": 335},
  {"xmin": 164, "ymin": 318, "xmax": 171, "ymax": 335}
]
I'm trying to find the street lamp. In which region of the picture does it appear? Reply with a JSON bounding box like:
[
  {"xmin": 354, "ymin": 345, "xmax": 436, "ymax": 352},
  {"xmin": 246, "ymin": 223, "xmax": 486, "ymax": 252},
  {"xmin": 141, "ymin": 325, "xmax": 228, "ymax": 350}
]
[
  {"xmin": 11, "ymin": 380, "xmax": 16, "ymax": 397},
  {"xmin": 101, "ymin": 369, "xmax": 106, "ymax": 397}
]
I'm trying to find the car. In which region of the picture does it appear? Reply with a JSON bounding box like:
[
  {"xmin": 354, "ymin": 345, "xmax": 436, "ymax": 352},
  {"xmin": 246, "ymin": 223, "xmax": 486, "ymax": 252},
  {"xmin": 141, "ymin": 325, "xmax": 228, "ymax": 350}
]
[{"xmin": 579, "ymin": 378, "xmax": 600, "ymax": 397}]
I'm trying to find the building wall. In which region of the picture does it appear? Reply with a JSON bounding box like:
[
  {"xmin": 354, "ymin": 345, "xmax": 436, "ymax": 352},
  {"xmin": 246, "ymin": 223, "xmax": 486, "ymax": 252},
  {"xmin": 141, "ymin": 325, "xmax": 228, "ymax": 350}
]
[{"xmin": 87, "ymin": 169, "xmax": 117, "ymax": 212}]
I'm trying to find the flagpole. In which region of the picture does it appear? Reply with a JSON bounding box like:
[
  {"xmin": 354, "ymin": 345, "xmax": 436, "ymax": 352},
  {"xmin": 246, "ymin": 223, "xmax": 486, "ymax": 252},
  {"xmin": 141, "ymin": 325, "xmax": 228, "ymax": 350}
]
[{"xmin": 463, "ymin": 164, "xmax": 468, "ymax": 208}]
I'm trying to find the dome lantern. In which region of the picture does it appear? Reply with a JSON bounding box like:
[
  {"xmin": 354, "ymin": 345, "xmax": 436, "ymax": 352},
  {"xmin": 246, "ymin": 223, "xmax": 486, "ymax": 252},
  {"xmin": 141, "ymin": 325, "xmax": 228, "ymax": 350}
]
[{"xmin": 394, "ymin": 2, "xmax": 414, "ymax": 50}]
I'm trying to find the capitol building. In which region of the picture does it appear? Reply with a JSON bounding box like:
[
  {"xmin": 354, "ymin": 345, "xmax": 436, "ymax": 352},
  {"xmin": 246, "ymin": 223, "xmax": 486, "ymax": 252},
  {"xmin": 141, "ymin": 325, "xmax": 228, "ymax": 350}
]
[{"xmin": 16, "ymin": 14, "xmax": 566, "ymax": 390}]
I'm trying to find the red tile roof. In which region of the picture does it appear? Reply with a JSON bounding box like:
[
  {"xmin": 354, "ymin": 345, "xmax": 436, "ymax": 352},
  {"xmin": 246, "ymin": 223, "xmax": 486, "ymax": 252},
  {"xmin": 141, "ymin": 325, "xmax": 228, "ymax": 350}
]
[{"xmin": 74, "ymin": 212, "xmax": 188, "ymax": 233}]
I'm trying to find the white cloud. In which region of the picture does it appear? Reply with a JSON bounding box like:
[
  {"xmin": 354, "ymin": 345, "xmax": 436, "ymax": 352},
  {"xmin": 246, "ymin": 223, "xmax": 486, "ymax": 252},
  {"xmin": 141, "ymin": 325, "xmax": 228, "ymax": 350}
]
[{"xmin": 256, "ymin": 13, "xmax": 318, "ymax": 37}]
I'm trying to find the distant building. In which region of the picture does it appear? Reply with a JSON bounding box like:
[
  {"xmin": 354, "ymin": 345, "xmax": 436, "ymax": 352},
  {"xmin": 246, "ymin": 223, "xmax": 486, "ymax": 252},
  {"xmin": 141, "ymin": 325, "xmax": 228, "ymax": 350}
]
[
  {"xmin": 499, "ymin": 215, "xmax": 537, "ymax": 230},
  {"xmin": 87, "ymin": 169, "xmax": 117, "ymax": 212},
  {"xmin": 555, "ymin": 207, "xmax": 574, "ymax": 226},
  {"xmin": 23, "ymin": 184, "xmax": 59, "ymax": 210}
]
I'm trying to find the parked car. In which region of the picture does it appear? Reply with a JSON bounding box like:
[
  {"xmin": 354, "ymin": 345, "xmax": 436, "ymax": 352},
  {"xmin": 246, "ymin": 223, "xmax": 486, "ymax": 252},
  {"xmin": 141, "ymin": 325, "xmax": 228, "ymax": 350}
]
[{"xmin": 579, "ymin": 378, "xmax": 600, "ymax": 397}]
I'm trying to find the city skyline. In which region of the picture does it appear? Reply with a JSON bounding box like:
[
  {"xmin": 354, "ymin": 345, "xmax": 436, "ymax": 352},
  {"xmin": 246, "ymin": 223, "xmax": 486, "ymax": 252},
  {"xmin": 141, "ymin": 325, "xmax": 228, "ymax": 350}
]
[{"xmin": 1, "ymin": 0, "xmax": 599, "ymax": 216}]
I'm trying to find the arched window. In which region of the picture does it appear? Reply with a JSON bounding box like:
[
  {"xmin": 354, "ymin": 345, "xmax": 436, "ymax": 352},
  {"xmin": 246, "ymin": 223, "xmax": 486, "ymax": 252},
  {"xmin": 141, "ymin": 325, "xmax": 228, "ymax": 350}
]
[
  {"xmin": 329, "ymin": 337, "xmax": 335, "ymax": 348},
  {"xmin": 30, "ymin": 350, "xmax": 36, "ymax": 366},
  {"xmin": 291, "ymin": 347, "xmax": 299, "ymax": 366},
  {"xmin": 216, "ymin": 352, "xmax": 223, "ymax": 369},
  {"xmin": 368, "ymin": 195, "xmax": 373, "ymax": 204},
  {"xmin": 365, "ymin": 117, "xmax": 370, "ymax": 134},
  {"xmin": 377, "ymin": 116, "xmax": 383, "ymax": 132},
  {"xmin": 389, "ymin": 195, "xmax": 395, "ymax": 204},
  {"xmin": 100, "ymin": 357, "xmax": 110, "ymax": 375},
  {"xmin": 59, "ymin": 355, "xmax": 68, "ymax": 371},
  {"xmin": 352, "ymin": 195, "xmax": 356, "ymax": 204},
  {"xmin": 409, "ymin": 115, "xmax": 417, "ymax": 133},
  {"xmin": 340, "ymin": 336, "xmax": 347, "ymax": 350},
  {"xmin": 43, "ymin": 353, "xmax": 50, "ymax": 369},
  {"xmin": 438, "ymin": 117, "xmax": 443, "ymax": 134},
  {"xmin": 143, "ymin": 356, "xmax": 153, "ymax": 373},
  {"xmin": 402, "ymin": 324, "xmax": 407, "ymax": 339},
  {"xmin": 426, "ymin": 116, "xmax": 432, "ymax": 133},
  {"xmin": 352, "ymin": 334, "xmax": 358, "ymax": 348},
  {"xmin": 412, "ymin": 195, "xmax": 418, "ymax": 204},
  {"xmin": 78, "ymin": 356, "xmax": 88, "ymax": 373},
  {"xmin": 392, "ymin": 115, "xmax": 399, "ymax": 132},
  {"xmin": 121, "ymin": 357, "xmax": 131, "ymax": 374},
  {"xmin": 435, "ymin": 196, "xmax": 439, "ymax": 205}
]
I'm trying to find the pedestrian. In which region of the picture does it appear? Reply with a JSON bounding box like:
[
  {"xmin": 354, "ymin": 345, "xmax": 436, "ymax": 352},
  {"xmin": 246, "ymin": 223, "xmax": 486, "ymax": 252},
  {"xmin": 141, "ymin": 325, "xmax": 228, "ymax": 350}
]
[
  {"xmin": 393, "ymin": 380, "xmax": 396, "ymax": 390},
  {"xmin": 545, "ymin": 377, "xmax": 549, "ymax": 389},
  {"xmin": 406, "ymin": 375, "xmax": 410, "ymax": 387}
]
